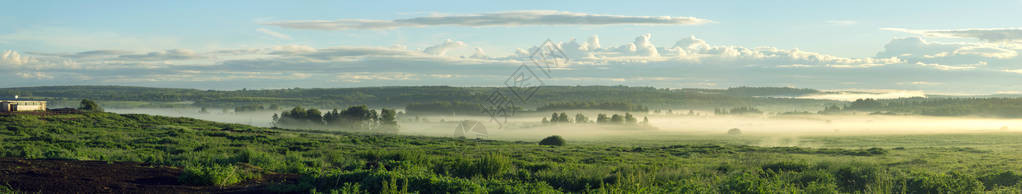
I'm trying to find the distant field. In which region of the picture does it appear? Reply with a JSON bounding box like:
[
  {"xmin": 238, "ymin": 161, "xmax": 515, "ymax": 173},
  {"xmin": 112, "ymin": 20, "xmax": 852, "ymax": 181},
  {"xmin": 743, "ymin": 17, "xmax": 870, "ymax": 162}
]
[{"xmin": 2, "ymin": 112, "xmax": 1022, "ymax": 193}]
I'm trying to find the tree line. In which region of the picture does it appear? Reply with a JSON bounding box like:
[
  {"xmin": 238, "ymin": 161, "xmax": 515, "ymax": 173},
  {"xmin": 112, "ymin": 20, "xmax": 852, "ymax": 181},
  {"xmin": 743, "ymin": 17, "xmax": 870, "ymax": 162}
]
[
  {"xmin": 542, "ymin": 112, "xmax": 647, "ymax": 125},
  {"xmin": 272, "ymin": 105, "xmax": 399, "ymax": 132},
  {"xmin": 536, "ymin": 102, "xmax": 649, "ymax": 112}
]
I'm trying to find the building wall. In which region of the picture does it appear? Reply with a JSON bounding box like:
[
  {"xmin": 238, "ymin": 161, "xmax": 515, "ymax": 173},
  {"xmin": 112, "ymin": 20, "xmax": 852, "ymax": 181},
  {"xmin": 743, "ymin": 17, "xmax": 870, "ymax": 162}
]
[{"xmin": 0, "ymin": 101, "xmax": 46, "ymax": 112}]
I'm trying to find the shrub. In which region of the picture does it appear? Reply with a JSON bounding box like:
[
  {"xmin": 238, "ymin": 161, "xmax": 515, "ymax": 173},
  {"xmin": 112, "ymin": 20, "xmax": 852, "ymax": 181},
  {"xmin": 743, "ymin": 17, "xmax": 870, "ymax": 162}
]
[
  {"xmin": 719, "ymin": 172, "xmax": 786, "ymax": 193},
  {"xmin": 728, "ymin": 128, "xmax": 742, "ymax": 135},
  {"xmin": 436, "ymin": 154, "xmax": 510, "ymax": 178},
  {"xmin": 834, "ymin": 165, "xmax": 878, "ymax": 192},
  {"xmin": 178, "ymin": 164, "xmax": 257, "ymax": 186},
  {"xmin": 901, "ymin": 172, "xmax": 983, "ymax": 194},
  {"xmin": 763, "ymin": 161, "xmax": 809, "ymax": 172},
  {"xmin": 978, "ymin": 171, "xmax": 1022, "ymax": 189},
  {"xmin": 539, "ymin": 135, "xmax": 566, "ymax": 146}
]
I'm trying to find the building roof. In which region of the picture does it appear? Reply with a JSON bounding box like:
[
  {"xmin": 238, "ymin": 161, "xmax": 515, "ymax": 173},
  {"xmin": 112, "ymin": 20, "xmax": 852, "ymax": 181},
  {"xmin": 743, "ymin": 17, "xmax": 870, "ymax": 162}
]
[{"xmin": 0, "ymin": 99, "xmax": 46, "ymax": 102}]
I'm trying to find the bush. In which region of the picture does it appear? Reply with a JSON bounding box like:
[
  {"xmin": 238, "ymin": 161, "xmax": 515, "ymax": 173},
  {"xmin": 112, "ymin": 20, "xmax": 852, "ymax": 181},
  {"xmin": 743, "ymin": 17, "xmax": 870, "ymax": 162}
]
[
  {"xmin": 728, "ymin": 128, "xmax": 742, "ymax": 135},
  {"xmin": 178, "ymin": 164, "xmax": 258, "ymax": 186},
  {"xmin": 978, "ymin": 171, "xmax": 1022, "ymax": 189},
  {"xmin": 834, "ymin": 165, "xmax": 878, "ymax": 192},
  {"xmin": 763, "ymin": 161, "xmax": 809, "ymax": 172},
  {"xmin": 901, "ymin": 172, "xmax": 983, "ymax": 194},
  {"xmin": 436, "ymin": 154, "xmax": 510, "ymax": 178},
  {"xmin": 539, "ymin": 135, "xmax": 566, "ymax": 146}
]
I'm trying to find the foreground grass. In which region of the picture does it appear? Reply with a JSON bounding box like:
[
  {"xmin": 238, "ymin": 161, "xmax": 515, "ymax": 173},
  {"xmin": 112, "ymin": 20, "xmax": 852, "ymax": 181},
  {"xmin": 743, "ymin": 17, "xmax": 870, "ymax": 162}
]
[{"xmin": 2, "ymin": 112, "xmax": 1022, "ymax": 193}]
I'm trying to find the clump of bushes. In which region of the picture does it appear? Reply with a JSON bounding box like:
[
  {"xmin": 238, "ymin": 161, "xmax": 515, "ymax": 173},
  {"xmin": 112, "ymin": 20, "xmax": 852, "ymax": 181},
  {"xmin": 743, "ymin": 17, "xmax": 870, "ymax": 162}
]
[
  {"xmin": 728, "ymin": 128, "xmax": 742, "ymax": 135},
  {"xmin": 436, "ymin": 154, "xmax": 511, "ymax": 178},
  {"xmin": 979, "ymin": 171, "xmax": 1022, "ymax": 189},
  {"xmin": 178, "ymin": 164, "xmax": 260, "ymax": 186},
  {"xmin": 539, "ymin": 135, "xmax": 566, "ymax": 146}
]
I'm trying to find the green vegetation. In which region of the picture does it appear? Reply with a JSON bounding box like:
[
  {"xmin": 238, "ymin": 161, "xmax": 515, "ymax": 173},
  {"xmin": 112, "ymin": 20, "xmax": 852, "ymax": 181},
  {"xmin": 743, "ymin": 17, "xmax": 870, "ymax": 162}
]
[
  {"xmin": 405, "ymin": 101, "xmax": 488, "ymax": 115},
  {"xmin": 78, "ymin": 99, "xmax": 103, "ymax": 112},
  {"xmin": 274, "ymin": 105, "xmax": 398, "ymax": 132},
  {"xmin": 544, "ymin": 112, "xmax": 643, "ymax": 126},
  {"xmin": 3, "ymin": 112, "xmax": 1022, "ymax": 193},
  {"xmin": 538, "ymin": 135, "xmax": 566, "ymax": 146},
  {"xmin": 715, "ymin": 106, "xmax": 764, "ymax": 115},
  {"xmin": 0, "ymin": 85, "xmax": 836, "ymax": 110},
  {"xmin": 536, "ymin": 102, "xmax": 648, "ymax": 112}
]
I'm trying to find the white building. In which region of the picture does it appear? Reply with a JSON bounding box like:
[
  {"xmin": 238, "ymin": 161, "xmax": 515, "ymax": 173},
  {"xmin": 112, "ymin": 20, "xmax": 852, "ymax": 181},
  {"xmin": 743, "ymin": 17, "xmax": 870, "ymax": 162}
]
[{"xmin": 0, "ymin": 96, "xmax": 47, "ymax": 112}]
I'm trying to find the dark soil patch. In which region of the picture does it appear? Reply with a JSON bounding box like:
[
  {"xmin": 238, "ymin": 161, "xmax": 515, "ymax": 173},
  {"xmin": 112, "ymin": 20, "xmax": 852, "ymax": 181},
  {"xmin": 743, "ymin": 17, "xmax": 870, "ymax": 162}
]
[{"xmin": 0, "ymin": 158, "xmax": 298, "ymax": 193}]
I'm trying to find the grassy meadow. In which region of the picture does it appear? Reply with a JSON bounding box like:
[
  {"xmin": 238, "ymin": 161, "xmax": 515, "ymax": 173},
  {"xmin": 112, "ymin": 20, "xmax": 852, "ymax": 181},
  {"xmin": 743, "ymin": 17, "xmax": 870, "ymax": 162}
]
[{"xmin": 2, "ymin": 112, "xmax": 1022, "ymax": 193}]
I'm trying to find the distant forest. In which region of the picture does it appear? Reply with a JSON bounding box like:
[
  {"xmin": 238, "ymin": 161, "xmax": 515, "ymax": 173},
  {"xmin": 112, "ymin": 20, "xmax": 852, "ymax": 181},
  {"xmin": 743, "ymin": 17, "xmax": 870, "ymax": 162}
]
[
  {"xmin": 823, "ymin": 98, "xmax": 1022, "ymax": 118},
  {"xmin": 0, "ymin": 85, "xmax": 834, "ymax": 109},
  {"xmin": 8, "ymin": 85, "xmax": 1022, "ymax": 118}
]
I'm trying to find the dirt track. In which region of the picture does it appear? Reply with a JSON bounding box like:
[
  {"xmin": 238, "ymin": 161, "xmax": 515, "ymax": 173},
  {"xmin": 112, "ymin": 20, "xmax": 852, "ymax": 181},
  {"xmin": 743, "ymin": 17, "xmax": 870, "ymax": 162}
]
[{"xmin": 0, "ymin": 158, "xmax": 298, "ymax": 193}]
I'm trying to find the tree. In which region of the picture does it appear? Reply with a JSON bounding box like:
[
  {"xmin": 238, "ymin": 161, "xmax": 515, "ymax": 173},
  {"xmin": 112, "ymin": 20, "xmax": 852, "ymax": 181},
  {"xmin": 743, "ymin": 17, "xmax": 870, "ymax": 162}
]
[
  {"xmin": 558, "ymin": 112, "xmax": 570, "ymax": 123},
  {"xmin": 610, "ymin": 114, "xmax": 624, "ymax": 124},
  {"xmin": 642, "ymin": 116, "xmax": 649, "ymax": 124},
  {"xmin": 624, "ymin": 113, "xmax": 637, "ymax": 124},
  {"xmin": 596, "ymin": 114, "xmax": 609, "ymax": 124},
  {"xmin": 550, "ymin": 113, "xmax": 561, "ymax": 123},
  {"xmin": 78, "ymin": 99, "xmax": 103, "ymax": 112},
  {"xmin": 574, "ymin": 113, "xmax": 589, "ymax": 123},
  {"xmin": 271, "ymin": 113, "xmax": 279, "ymax": 127},
  {"xmin": 378, "ymin": 108, "xmax": 399, "ymax": 132}
]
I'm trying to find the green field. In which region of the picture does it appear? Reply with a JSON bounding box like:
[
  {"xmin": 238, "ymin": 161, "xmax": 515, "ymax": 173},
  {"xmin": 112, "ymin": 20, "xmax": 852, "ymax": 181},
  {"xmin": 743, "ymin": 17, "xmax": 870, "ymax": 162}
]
[{"xmin": 3, "ymin": 112, "xmax": 1022, "ymax": 193}]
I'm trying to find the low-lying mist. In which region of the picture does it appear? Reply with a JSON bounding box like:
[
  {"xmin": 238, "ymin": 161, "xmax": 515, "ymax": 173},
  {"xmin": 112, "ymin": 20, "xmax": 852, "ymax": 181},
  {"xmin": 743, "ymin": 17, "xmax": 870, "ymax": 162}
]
[{"xmin": 107, "ymin": 107, "xmax": 1022, "ymax": 146}]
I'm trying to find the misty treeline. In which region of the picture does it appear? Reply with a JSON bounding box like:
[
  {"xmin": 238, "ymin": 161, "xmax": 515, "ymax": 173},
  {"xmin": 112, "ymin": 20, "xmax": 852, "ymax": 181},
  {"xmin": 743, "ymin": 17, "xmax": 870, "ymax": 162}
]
[
  {"xmin": 817, "ymin": 98, "xmax": 1022, "ymax": 117},
  {"xmin": 272, "ymin": 105, "xmax": 399, "ymax": 132},
  {"xmin": 536, "ymin": 101, "xmax": 648, "ymax": 112},
  {"xmin": 0, "ymin": 85, "xmax": 832, "ymax": 109},
  {"xmin": 542, "ymin": 112, "xmax": 648, "ymax": 125},
  {"xmin": 406, "ymin": 101, "xmax": 648, "ymax": 115},
  {"xmin": 714, "ymin": 106, "xmax": 763, "ymax": 115}
]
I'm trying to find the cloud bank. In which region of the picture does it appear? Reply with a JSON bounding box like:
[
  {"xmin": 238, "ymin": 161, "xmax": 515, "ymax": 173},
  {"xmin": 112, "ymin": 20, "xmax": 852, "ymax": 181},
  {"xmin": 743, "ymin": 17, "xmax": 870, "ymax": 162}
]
[
  {"xmin": 5, "ymin": 33, "xmax": 1022, "ymax": 93},
  {"xmin": 883, "ymin": 27, "xmax": 1022, "ymax": 42},
  {"xmin": 262, "ymin": 10, "xmax": 712, "ymax": 30}
]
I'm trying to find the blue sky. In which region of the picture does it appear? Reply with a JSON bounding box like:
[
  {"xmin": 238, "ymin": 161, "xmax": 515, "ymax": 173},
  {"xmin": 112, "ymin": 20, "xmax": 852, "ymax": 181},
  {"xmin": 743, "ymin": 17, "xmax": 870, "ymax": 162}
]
[{"xmin": 3, "ymin": 0, "xmax": 1022, "ymax": 94}]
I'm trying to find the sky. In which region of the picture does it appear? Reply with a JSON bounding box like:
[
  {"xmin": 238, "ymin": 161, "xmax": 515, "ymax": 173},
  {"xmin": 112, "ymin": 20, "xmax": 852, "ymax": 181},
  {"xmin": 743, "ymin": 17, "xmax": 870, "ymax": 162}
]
[{"xmin": 3, "ymin": 0, "xmax": 1022, "ymax": 94}]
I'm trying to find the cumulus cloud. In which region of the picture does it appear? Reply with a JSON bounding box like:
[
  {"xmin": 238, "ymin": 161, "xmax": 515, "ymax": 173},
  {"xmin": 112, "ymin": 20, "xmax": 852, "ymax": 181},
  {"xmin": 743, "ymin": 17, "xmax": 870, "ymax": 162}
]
[
  {"xmin": 1, "ymin": 50, "xmax": 32, "ymax": 65},
  {"xmin": 256, "ymin": 28, "xmax": 292, "ymax": 40},
  {"xmin": 876, "ymin": 37, "xmax": 1021, "ymax": 68},
  {"xmin": 1, "ymin": 50, "xmax": 80, "ymax": 70},
  {"xmin": 10, "ymin": 33, "xmax": 1022, "ymax": 93},
  {"xmin": 262, "ymin": 10, "xmax": 712, "ymax": 30},
  {"xmin": 882, "ymin": 27, "xmax": 1022, "ymax": 42},
  {"xmin": 423, "ymin": 39, "xmax": 466, "ymax": 56}
]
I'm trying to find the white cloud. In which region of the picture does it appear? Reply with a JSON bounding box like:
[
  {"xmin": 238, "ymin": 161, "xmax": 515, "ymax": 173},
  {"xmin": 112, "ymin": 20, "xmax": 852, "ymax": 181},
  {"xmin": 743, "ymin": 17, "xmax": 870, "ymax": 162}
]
[
  {"xmin": 15, "ymin": 72, "xmax": 53, "ymax": 79},
  {"xmin": 256, "ymin": 28, "xmax": 292, "ymax": 40},
  {"xmin": 470, "ymin": 47, "xmax": 487, "ymax": 58},
  {"xmin": 882, "ymin": 27, "xmax": 1022, "ymax": 42},
  {"xmin": 915, "ymin": 62, "xmax": 976, "ymax": 71},
  {"xmin": 262, "ymin": 10, "xmax": 712, "ymax": 30},
  {"xmin": 423, "ymin": 39, "xmax": 465, "ymax": 56},
  {"xmin": 1003, "ymin": 69, "xmax": 1022, "ymax": 74},
  {"xmin": 1, "ymin": 50, "xmax": 32, "ymax": 65},
  {"xmin": 952, "ymin": 45, "xmax": 1018, "ymax": 59},
  {"xmin": 905, "ymin": 81, "xmax": 941, "ymax": 85},
  {"xmin": 335, "ymin": 72, "xmax": 418, "ymax": 82},
  {"xmin": 118, "ymin": 49, "xmax": 201, "ymax": 61}
]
